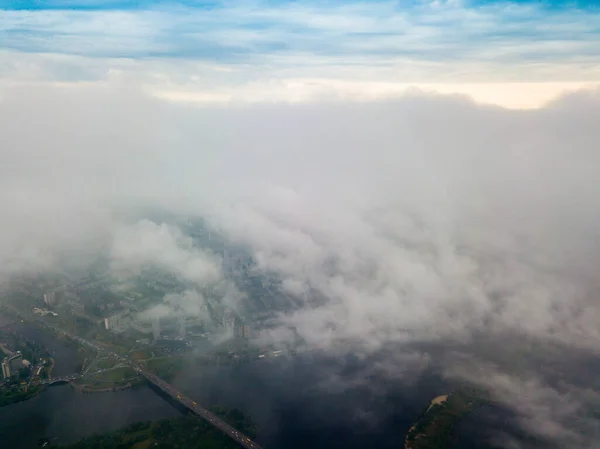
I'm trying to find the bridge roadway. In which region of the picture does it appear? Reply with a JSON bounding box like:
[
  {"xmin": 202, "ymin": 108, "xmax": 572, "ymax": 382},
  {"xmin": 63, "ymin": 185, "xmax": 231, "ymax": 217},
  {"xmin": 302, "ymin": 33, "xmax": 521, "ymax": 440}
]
[
  {"xmin": 138, "ymin": 368, "xmax": 263, "ymax": 449},
  {"xmin": 0, "ymin": 305, "xmax": 264, "ymax": 449},
  {"xmin": 51, "ymin": 326, "xmax": 264, "ymax": 449},
  {"xmin": 44, "ymin": 374, "xmax": 82, "ymax": 384}
]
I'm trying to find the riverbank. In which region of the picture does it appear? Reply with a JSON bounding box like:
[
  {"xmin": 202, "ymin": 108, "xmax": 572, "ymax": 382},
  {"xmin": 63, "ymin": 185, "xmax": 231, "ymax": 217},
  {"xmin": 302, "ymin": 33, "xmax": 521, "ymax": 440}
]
[
  {"xmin": 71, "ymin": 382, "xmax": 135, "ymax": 394},
  {"xmin": 0, "ymin": 384, "xmax": 46, "ymax": 407},
  {"xmin": 0, "ymin": 382, "xmax": 183, "ymax": 448},
  {"xmin": 55, "ymin": 409, "xmax": 257, "ymax": 449},
  {"xmin": 404, "ymin": 389, "xmax": 486, "ymax": 449},
  {"xmin": 0, "ymin": 309, "xmax": 182, "ymax": 448},
  {"xmin": 72, "ymin": 366, "xmax": 144, "ymax": 393}
]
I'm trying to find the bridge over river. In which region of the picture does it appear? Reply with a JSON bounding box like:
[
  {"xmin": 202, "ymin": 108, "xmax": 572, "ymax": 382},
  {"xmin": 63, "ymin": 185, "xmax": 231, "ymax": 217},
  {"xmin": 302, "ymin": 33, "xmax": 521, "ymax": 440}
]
[{"xmin": 49, "ymin": 326, "xmax": 264, "ymax": 449}]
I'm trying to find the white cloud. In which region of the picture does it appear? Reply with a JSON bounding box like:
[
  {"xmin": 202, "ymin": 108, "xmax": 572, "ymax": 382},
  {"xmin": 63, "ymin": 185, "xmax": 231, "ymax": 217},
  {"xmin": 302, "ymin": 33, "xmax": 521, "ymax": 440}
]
[
  {"xmin": 110, "ymin": 220, "xmax": 223, "ymax": 286},
  {"xmin": 1, "ymin": 83, "xmax": 600, "ymax": 446}
]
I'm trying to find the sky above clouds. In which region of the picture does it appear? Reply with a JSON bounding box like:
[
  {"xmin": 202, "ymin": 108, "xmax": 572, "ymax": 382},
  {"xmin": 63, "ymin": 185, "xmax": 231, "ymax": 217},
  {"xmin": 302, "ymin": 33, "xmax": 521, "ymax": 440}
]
[{"xmin": 1, "ymin": 0, "xmax": 599, "ymax": 107}]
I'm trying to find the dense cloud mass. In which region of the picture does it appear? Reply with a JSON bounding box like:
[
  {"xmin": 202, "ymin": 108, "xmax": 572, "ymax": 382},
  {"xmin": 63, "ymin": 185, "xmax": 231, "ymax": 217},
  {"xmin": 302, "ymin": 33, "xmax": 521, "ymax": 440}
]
[{"xmin": 1, "ymin": 84, "xmax": 600, "ymax": 447}]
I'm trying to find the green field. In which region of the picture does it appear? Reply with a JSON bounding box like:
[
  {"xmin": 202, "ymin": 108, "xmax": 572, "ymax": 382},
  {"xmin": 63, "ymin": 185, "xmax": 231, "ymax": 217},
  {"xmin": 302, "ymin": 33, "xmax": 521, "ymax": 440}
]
[
  {"xmin": 145, "ymin": 356, "xmax": 189, "ymax": 382},
  {"xmin": 94, "ymin": 356, "xmax": 120, "ymax": 370},
  {"xmin": 129, "ymin": 349, "xmax": 153, "ymax": 362},
  {"xmin": 89, "ymin": 367, "xmax": 137, "ymax": 382},
  {"xmin": 75, "ymin": 367, "xmax": 142, "ymax": 391}
]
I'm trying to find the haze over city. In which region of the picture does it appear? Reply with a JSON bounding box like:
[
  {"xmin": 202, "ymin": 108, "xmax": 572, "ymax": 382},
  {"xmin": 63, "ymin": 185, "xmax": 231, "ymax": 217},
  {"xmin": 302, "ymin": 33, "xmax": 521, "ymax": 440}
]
[{"xmin": 1, "ymin": 1, "xmax": 600, "ymax": 448}]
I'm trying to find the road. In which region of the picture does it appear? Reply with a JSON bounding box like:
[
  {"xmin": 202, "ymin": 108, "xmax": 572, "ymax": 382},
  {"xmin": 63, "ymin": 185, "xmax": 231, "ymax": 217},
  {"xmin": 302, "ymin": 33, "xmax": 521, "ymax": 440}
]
[
  {"xmin": 50, "ymin": 325, "xmax": 264, "ymax": 449},
  {"xmin": 0, "ymin": 304, "xmax": 263, "ymax": 449},
  {"xmin": 139, "ymin": 369, "xmax": 263, "ymax": 449},
  {"xmin": 44, "ymin": 364, "xmax": 127, "ymax": 385}
]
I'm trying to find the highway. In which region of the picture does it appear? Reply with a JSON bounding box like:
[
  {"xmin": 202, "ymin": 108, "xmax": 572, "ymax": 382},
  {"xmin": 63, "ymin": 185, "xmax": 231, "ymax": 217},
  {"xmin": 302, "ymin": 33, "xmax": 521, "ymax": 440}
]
[
  {"xmin": 44, "ymin": 364, "xmax": 128, "ymax": 385},
  {"xmin": 138, "ymin": 369, "xmax": 263, "ymax": 449},
  {"xmin": 52, "ymin": 326, "xmax": 264, "ymax": 449},
  {"xmin": 0, "ymin": 304, "xmax": 264, "ymax": 449}
]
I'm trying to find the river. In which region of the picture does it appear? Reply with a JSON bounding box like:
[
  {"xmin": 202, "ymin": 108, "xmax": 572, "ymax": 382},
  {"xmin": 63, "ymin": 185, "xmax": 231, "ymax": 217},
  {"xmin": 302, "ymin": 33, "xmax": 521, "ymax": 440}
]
[
  {"xmin": 0, "ymin": 313, "xmax": 518, "ymax": 448},
  {"xmin": 171, "ymin": 354, "xmax": 455, "ymax": 449},
  {"xmin": 0, "ymin": 315, "xmax": 181, "ymax": 448},
  {"xmin": 0, "ymin": 314, "xmax": 447, "ymax": 449}
]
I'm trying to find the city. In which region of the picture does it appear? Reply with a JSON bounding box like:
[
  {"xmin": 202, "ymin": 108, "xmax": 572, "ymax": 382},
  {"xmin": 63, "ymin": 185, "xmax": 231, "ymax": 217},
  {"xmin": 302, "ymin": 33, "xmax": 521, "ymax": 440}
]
[{"xmin": 0, "ymin": 229, "xmax": 299, "ymax": 447}]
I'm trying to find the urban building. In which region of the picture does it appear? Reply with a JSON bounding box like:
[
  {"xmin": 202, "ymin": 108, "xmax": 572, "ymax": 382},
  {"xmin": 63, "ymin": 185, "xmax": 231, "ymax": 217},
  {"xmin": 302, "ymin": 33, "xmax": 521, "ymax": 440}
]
[
  {"xmin": 234, "ymin": 321, "xmax": 252, "ymax": 340},
  {"xmin": 104, "ymin": 312, "xmax": 128, "ymax": 333},
  {"xmin": 223, "ymin": 316, "xmax": 235, "ymax": 339},
  {"xmin": 152, "ymin": 317, "xmax": 161, "ymax": 340},
  {"xmin": 32, "ymin": 307, "xmax": 58, "ymax": 316},
  {"xmin": 67, "ymin": 300, "xmax": 85, "ymax": 315},
  {"xmin": 241, "ymin": 325, "xmax": 251, "ymax": 339},
  {"xmin": 177, "ymin": 317, "xmax": 186, "ymax": 339},
  {"xmin": 1, "ymin": 358, "xmax": 10, "ymax": 379},
  {"xmin": 130, "ymin": 319, "xmax": 152, "ymax": 335},
  {"xmin": 43, "ymin": 292, "xmax": 57, "ymax": 307},
  {"xmin": 8, "ymin": 353, "xmax": 24, "ymax": 372}
]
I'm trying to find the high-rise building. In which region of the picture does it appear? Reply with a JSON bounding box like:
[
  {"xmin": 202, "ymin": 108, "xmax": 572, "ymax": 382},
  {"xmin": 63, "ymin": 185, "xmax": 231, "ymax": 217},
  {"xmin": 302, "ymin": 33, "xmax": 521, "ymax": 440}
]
[
  {"xmin": 177, "ymin": 317, "xmax": 186, "ymax": 339},
  {"xmin": 130, "ymin": 319, "xmax": 152, "ymax": 335},
  {"xmin": 234, "ymin": 320, "xmax": 252, "ymax": 340},
  {"xmin": 152, "ymin": 317, "xmax": 161, "ymax": 340},
  {"xmin": 223, "ymin": 249, "xmax": 230, "ymax": 276},
  {"xmin": 104, "ymin": 312, "xmax": 127, "ymax": 333},
  {"xmin": 1, "ymin": 358, "xmax": 10, "ymax": 379},
  {"xmin": 43, "ymin": 292, "xmax": 56, "ymax": 307},
  {"xmin": 9, "ymin": 353, "xmax": 23, "ymax": 372},
  {"xmin": 242, "ymin": 325, "xmax": 251, "ymax": 339}
]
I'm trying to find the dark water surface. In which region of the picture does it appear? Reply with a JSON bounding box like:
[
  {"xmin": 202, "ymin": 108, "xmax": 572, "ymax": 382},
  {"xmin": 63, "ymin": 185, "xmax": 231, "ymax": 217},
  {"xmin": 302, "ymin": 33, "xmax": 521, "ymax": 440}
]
[
  {"xmin": 172, "ymin": 355, "xmax": 455, "ymax": 449},
  {"xmin": 0, "ymin": 384, "xmax": 181, "ymax": 448},
  {"xmin": 0, "ymin": 315, "xmax": 181, "ymax": 448},
  {"xmin": 0, "ymin": 313, "xmax": 520, "ymax": 448}
]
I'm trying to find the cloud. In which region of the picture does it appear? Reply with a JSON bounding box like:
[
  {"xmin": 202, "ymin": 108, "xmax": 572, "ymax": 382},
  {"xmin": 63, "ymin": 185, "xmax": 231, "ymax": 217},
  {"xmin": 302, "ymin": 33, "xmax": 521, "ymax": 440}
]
[
  {"xmin": 2, "ymin": 82, "xmax": 600, "ymax": 446},
  {"xmin": 440, "ymin": 342, "xmax": 600, "ymax": 448},
  {"xmin": 110, "ymin": 220, "xmax": 223, "ymax": 286}
]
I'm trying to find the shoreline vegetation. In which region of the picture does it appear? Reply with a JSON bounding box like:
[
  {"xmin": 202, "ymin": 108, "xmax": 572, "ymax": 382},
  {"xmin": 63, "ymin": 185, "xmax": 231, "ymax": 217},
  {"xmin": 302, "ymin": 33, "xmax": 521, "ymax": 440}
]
[
  {"xmin": 0, "ymin": 312, "xmax": 55, "ymax": 407},
  {"xmin": 72, "ymin": 366, "xmax": 145, "ymax": 393},
  {"xmin": 404, "ymin": 388, "xmax": 489, "ymax": 449},
  {"xmin": 70, "ymin": 382, "xmax": 135, "ymax": 394},
  {"xmin": 0, "ymin": 384, "xmax": 46, "ymax": 407},
  {"xmin": 0, "ymin": 307, "xmax": 143, "ymax": 405},
  {"xmin": 52, "ymin": 408, "xmax": 258, "ymax": 449}
]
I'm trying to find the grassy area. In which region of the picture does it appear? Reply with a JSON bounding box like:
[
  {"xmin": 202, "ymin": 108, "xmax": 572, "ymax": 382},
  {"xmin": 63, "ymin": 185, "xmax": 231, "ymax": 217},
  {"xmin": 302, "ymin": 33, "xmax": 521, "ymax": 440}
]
[
  {"xmin": 129, "ymin": 349, "xmax": 152, "ymax": 362},
  {"xmin": 94, "ymin": 356, "xmax": 119, "ymax": 370},
  {"xmin": 91, "ymin": 335, "xmax": 130, "ymax": 355},
  {"xmin": 76, "ymin": 347, "xmax": 98, "ymax": 373},
  {"xmin": 144, "ymin": 356, "xmax": 189, "ymax": 382},
  {"xmin": 74, "ymin": 367, "xmax": 142, "ymax": 391},
  {"xmin": 87, "ymin": 367, "xmax": 138, "ymax": 383}
]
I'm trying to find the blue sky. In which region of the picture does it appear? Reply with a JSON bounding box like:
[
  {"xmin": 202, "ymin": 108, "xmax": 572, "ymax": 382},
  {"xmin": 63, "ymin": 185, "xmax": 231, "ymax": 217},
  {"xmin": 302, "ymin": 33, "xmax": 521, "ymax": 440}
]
[
  {"xmin": 1, "ymin": 0, "xmax": 599, "ymax": 107},
  {"xmin": 2, "ymin": 0, "xmax": 599, "ymax": 60},
  {"xmin": 2, "ymin": 0, "xmax": 599, "ymax": 9}
]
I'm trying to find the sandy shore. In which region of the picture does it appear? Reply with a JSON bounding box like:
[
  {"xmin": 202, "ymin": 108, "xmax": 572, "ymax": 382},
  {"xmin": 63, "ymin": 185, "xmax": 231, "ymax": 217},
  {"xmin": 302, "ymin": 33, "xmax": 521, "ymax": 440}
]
[{"xmin": 426, "ymin": 394, "xmax": 448, "ymax": 412}]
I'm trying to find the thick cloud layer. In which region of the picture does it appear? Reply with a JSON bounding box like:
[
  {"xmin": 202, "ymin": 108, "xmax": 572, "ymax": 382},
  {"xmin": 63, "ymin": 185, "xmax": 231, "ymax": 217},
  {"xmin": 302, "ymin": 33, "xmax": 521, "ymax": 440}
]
[{"xmin": 2, "ymin": 84, "xmax": 600, "ymax": 447}]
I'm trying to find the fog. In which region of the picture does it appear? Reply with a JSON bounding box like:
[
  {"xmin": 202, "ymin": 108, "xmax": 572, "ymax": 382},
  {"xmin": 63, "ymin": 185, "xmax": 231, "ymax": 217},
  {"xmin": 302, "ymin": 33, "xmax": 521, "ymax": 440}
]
[{"xmin": 1, "ymin": 84, "xmax": 600, "ymax": 447}]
